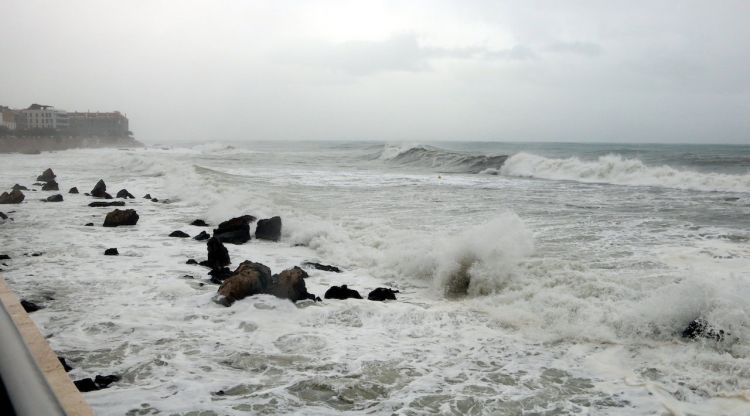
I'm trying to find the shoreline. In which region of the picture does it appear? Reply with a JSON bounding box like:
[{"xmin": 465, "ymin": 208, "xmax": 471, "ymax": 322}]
[{"xmin": 0, "ymin": 136, "xmax": 144, "ymax": 154}]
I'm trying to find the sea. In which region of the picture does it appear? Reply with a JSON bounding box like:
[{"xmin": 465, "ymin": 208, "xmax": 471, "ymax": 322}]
[{"xmin": 1, "ymin": 141, "xmax": 750, "ymax": 415}]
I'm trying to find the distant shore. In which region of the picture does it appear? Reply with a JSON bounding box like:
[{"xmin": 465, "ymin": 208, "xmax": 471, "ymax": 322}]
[{"xmin": 0, "ymin": 136, "xmax": 144, "ymax": 154}]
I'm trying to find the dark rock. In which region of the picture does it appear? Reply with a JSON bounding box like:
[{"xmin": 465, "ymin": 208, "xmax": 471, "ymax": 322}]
[
  {"xmin": 103, "ymin": 209, "xmax": 139, "ymax": 227},
  {"xmin": 12, "ymin": 184, "xmax": 28, "ymax": 191},
  {"xmin": 0, "ymin": 255, "xmax": 9, "ymax": 260},
  {"xmin": 191, "ymin": 219, "xmax": 209, "ymax": 227},
  {"xmin": 208, "ymin": 267, "xmax": 232, "ymax": 284},
  {"xmin": 194, "ymin": 231, "xmax": 210, "ymax": 241},
  {"xmin": 682, "ymin": 318, "xmax": 727, "ymax": 342},
  {"xmin": 20, "ymin": 299, "xmax": 42, "ymax": 313},
  {"xmin": 74, "ymin": 378, "xmax": 99, "ymax": 392},
  {"xmin": 169, "ymin": 230, "xmax": 190, "ymax": 238},
  {"xmin": 0, "ymin": 189, "xmax": 25, "ymax": 204},
  {"xmin": 186, "ymin": 259, "xmax": 198, "ymax": 265},
  {"xmin": 42, "ymin": 181, "xmax": 59, "ymax": 191},
  {"xmin": 269, "ymin": 266, "xmax": 317, "ymax": 302},
  {"xmin": 36, "ymin": 168, "xmax": 56, "ymax": 182},
  {"xmin": 90, "ymin": 179, "xmax": 112, "ymax": 199},
  {"xmin": 0, "ymin": 212, "xmax": 7, "ymax": 220},
  {"xmin": 151, "ymin": 198, "xmax": 158, "ymax": 202},
  {"xmin": 104, "ymin": 248, "xmax": 119, "ymax": 256},
  {"xmin": 143, "ymin": 194, "xmax": 152, "ymax": 199},
  {"xmin": 202, "ymin": 237, "xmax": 230, "ymax": 270},
  {"xmin": 58, "ymin": 357, "xmax": 73, "ymax": 372},
  {"xmin": 368, "ymin": 287, "xmax": 399, "ymax": 301},
  {"xmin": 45, "ymin": 194, "xmax": 63, "ymax": 202},
  {"xmin": 28, "ymin": 252, "xmax": 43, "ymax": 257},
  {"xmin": 84, "ymin": 223, "xmax": 94, "ymax": 226},
  {"xmin": 69, "ymin": 187, "xmax": 79, "ymax": 194},
  {"xmin": 89, "ymin": 201, "xmax": 125, "ymax": 207},
  {"xmin": 215, "ymin": 261, "xmax": 272, "ymax": 306},
  {"xmin": 94, "ymin": 374, "xmax": 120, "ymax": 388},
  {"xmin": 116, "ymin": 189, "xmax": 135, "ymax": 199},
  {"xmin": 255, "ymin": 216, "xmax": 282, "ymax": 241},
  {"xmin": 213, "ymin": 215, "xmax": 255, "ymax": 244},
  {"xmin": 324, "ymin": 285, "xmax": 362, "ymax": 300},
  {"xmin": 302, "ymin": 262, "xmax": 342, "ymax": 273}
]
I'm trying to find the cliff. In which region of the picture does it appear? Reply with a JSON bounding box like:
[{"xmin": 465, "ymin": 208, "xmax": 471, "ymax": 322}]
[{"xmin": 0, "ymin": 136, "xmax": 144, "ymax": 154}]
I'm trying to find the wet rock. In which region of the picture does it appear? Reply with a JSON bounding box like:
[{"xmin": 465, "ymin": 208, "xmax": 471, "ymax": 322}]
[
  {"xmin": 169, "ymin": 230, "xmax": 190, "ymax": 238},
  {"xmin": 682, "ymin": 318, "xmax": 727, "ymax": 342},
  {"xmin": 191, "ymin": 219, "xmax": 209, "ymax": 227},
  {"xmin": 213, "ymin": 215, "xmax": 255, "ymax": 244},
  {"xmin": 41, "ymin": 181, "xmax": 59, "ymax": 191},
  {"xmin": 74, "ymin": 378, "xmax": 99, "ymax": 392},
  {"xmin": 20, "ymin": 299, "xmax": 42, "ymax": 313},
  {"xmin": 69, "ymin": 187, "xmax": 79, "ymax": 194},
  {"xmin": 215, "ymin": 261, "xmax": 272, "ymax": 306},
  {"xmin": 208, "ymin": 267, "xmax": 232, "ymax": 284},
  {"xmin": 324, "ymin": 285, "xmax": 362, "ymax": 300},
  {"xmin": 36, "ymin": 168, "xmax": 56, "ymax": 182},
  {"xmin": 104, "ymin": 248, "xmax": 119, "ymax": 256},
  {"xmin": 302, "ymin": 262, "xmax": 342, "ymax": 273},
  {"xmin": 58, "ymin": 357, "xmax": 73, "ymax": 372},
  {"xmin": 186, "ymin": 259, "xmax": 198, "ymax": 265},
  {"xmin": 200, "ymin": 237, "xmax": 230, "ymax": 270},
  {"xmin": 368, "ymin": 287, "xmax": 399, "ymax": 301},
  {"xmin": 269, "ymin": 266, "xmax": 318, "ymax": 302},
  {"xmin": 94, "ymin": 374, "xmax": 120, "ymax": 388},
  {"xmin": 0, "ymin": 255, "xmax": 10, "ymax": 260},
  {"xmin": 116, "ymin": 189, "xmax": 135, "ymax": 199},
  {"xmin": 84, "ymin": 223, "xmax": 94, "ymax": 226},
  {"xmin": 255, "ymin": 216, "xmax": 282, "ymax": 241},
  {"xmin": 194, "ymin": 230, "xmax": 210, "ymax": 241},
  {"xmin": 0, "ymin": 212, "xmax": 7, "ymax": 220},
  {"xmin": 45, "ymin": 194, "xmax": 63, "ymax": 202},
  {"xmin": 151, "ymin": 198, "xmax": 159, "ymax": 202},
  {"xmin": 12, "ymin": 184, "xmax": 28, "ymax": 191},
  {"xmin": 89, "ymin": 201, "xmax": 125, "ymax": 207},
  {"xmin": 90, "ymin": 179, "xmax": 112, "ymax": 199},
  {"xmin": 143, "ymin": 193, "xmax": 152, "ymax": 199},
  {"xmin": 103, "ymin": 209, "xmax": 139, "ymax": 227},
  {"xmin": 0, "ymin": 189, "xmax": 25, "ymax": 204}
]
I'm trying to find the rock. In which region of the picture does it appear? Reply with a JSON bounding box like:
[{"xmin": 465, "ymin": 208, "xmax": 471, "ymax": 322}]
[
  {"xmin": 94, "ymin": 374, "xmax": 120, "ymax": 388},
  {"xmin": 45, "ymin": 194, "xmax": 63, "ymax": 202},
  {"xmin": 90, "ymin": 179, "xmax": 112, "ymax": 199},
  {"xmin": 0, "ymin": 212, "xmax": 7, "ymax": 220},
  {"xmin": 104, "ymin": 248, "xmax": 119, "ymax": 256},
  {"xmin": 20, "ymin": 299, "xmax": 42, "ymax": 313},
  {"xmin": 0, "ymin": 189, "xmax": 25, "ymax": 204},
  {"xmin": 0, "ymin": 255, "xmax": 10, "ymax": 260},
  {"xmin": 215, "ymin": 261, "xmax": 272, "ymax": 306},
  {"xmin": 89, "ymin": 201, "xmax": 125, "ymax": 207},
  {"xmin": 186, "ymin": 259, "xmax": 198, "ymax": 265},
  {"xmin": 151, "ymin": 198, "xmax": 159, "ymax": 202},
  {"xmin": 324, "ymin": 285, "xmax": 362, "ymax": 300},
  {"xmin": 682, "ymin": 318, "xmax": 727, "ymax": 341},
  {"xmin": 116, "ymin": 189, "xmax": 135, "ymax": 199},
  {"xmin": 84, "ymin": 223, "xmax": 94, "ymax": 226},
  {"xmin": 42, "ymin": 181, "xmax": 59, "ymax": 191},
  {"xmin": 194, "ymin": 231, "xmax": 210, "ymax": 241},
  {"xmin": 74, "ymin": 378, "xmax": 99, "ymax": 392},
  {"xmin": 143, "ymin": 193, "xmax": 152, "ymax": 199},
  {"xmin": 269, "ymin": 266, "xmax": 317, "ymax": 302},
  {"xmin": 12, "ymin": 184, "xmax": 28, "ymax": 191},
  {"xmin": 302, "ymin": 262, "xmax": 342, "ymax": 273},
  {"xmin": 69, "ymin": 187, "xmax": 79, "ymax": 194},
  {"xmin": 213, "ymin": 215, "xmax": 255, "ymax": 244},
  {"xmin": 36, "ymin": 168, "xmax": 56, "ymax": 182},
  {"xmin": 169, "ymin": 230, "xmax": 190, "ymax": 238},
  {"xmin": 208, "ymin": 267, "xmax": 232, "ymax": 284},
  {"xmin": 103, "ymin": 209, "xmax": 139, "ymax": 227},
  {"xmin": 201, "ymin": 237, "xmax": 230, "ymax": 270},
  {"xmin": 191, "ymin": 219, "xmax": 209, "ymax": 227},
  {"xmin": 368, "ymin": 287, "xmax": 399, "ymax": 301},
  {"xmin": 58, "ymin": 357, "xmax": 73, "ymax": 372},
  {"xmin": 33, "ymin": 182, "xmax": 45, "ymax": 186},
  {"xmin": 255, "ymin": 216, "xmax": 282, "ymax": 241}
]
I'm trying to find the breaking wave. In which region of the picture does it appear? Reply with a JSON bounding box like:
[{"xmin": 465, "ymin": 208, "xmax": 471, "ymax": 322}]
[{"xmin": 379, "ymin": 144, "xmax": 508, "ymax": 174}]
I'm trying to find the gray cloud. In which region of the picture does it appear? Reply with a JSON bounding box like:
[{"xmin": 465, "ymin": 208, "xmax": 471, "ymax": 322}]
[{"xmin": 545, "ymin": 41, "xmax": 602, "ymax": 57}]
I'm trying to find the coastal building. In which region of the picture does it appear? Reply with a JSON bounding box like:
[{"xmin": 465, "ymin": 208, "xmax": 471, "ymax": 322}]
[
  {"xmin": 68, "ymin": 111, "xmax": 129, "ymax": 137},
  {"xmin": 20, "ymin": 104, "xmax": 69, "ymax": 130}
]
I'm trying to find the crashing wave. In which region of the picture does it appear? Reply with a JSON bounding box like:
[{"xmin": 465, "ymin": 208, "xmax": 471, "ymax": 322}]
[{"xmin": 379, "ymin": 144, "xmax": 508, "ymax": 174}]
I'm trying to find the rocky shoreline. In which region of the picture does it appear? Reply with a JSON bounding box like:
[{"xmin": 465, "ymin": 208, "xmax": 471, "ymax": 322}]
[{"xmin": 0, "ymin": 136, "xmax": 144, "ymax": 154}]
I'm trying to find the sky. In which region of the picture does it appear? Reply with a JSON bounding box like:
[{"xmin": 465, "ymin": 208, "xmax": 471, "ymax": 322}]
[{"xmin": 1, "ymin": 0, "xmax": 749, "ymax": 143}]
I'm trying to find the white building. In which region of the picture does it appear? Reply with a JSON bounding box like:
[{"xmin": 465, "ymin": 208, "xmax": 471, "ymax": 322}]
[
  {"xmin": 0, "ymin": 107, "xmax": 17, "ymax": 130},
  {"xmin": 22, "ymin": 104, "xmax": 69, "ymax": 129}
]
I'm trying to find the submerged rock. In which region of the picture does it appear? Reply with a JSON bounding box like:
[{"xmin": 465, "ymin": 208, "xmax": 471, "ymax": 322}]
[
  {"xmin": 74, "ymin": 378, "xmax": 99, "ymax": 392},
  {"xmin": 255, "ymin": 216, "xmax": 282, "ymax": 241},
  {"xmin": 0, "ymin": 212, "xmax": 7, "ymax": 220},
  {"xmin": 169, "ymin": 230, "xmax": 190, "ymax": 238},
  {"xmin": 194, "ymin": 231, "xmax": 210, "ymax": 241},
  {"xmin": 36, "ymin": 168, "xmax": 56, "ymax": 182},
  {"xmin": 58, "ymin": 357, "xmax": 73, "ymax": 372},
  {"xmin": 84, "ymin": 223, "xmax": 94, "ymax": 226},
  {"xmin": 143, "ymin": 193, "xmax": 152, "ymax": 199},
  {"xmin": 89, "ymin": 201, "xmax": 125, "ymax": 207},
  {"xmin": 94, "ymin": 374, "xmax": 120, "ymax": 388},
  {"xmin": 41, "ymin": 181, "xmax": 59, "ymax": 191},
  {"xmin": 90, "ymin": 179, "xmax": 112, "ymax": 199},
  {"xmin": 302, "ymin": 262, "xmax": 342, "ymax": 273},
  {"xmin": 186, "ymin": 259, "xmax": 198, "ymax": 265},
  {"xmin": 682, "ymin": 318, "xmax": 727, "ymax": 342},
  {"xmin": 215, "ymin": 261, "xmax": 272, "ymax": 306},
  {"xmin": 45, "ymin": 194, "xmax": 63, "ymax": 202},
  {"xmin": 0, "ymin": 189, "xmax": 25, "ymax": 204},
  {"xmin": 12, "ymin": 184, "xmax": 28, "ymax": 191},
  {"xmin": 103, "ymin": 209, "xmax": 139, "ymax": 227},
  {"xmin": 191, "ymin": 219, "xmax": 209, "ymax": 227},
  {"xmin": 367, "ymin": 287, "xmax": 399, "ymax": 301},
  {"xmin": 104, "ymin": 248, "xmax": 119, "ymax": 256},
  {"xmin": 0, "ymin": 255, "xmax": 9, "ymax": 260},
  {"xmin": 269, "ymin": 266, "xmax": 318, "ymax": 302},
  {"xmin": 69, "ymin": 187, "xmax": 79, "ymax": 194},
  {"xmin": 201, "ymin": 237, "xmax": 230, "ymax": 270},
  {"xmin": 213, "ymin": 215, "xmax": 255, "ymax": 244},
  {"xmin": 20, "ymin": 299, "xmax": 42, "ymax": 313},
  {"xmin": 208, "ymin": 267, "xmax": 232, "ymax": 284},
  {"xmin": 116, "ymin": 189, "xmax": 135, "ymax": 199},
  {"xmin": 324, "ymin": 285, "xmax": 362, "ymax": 300}
]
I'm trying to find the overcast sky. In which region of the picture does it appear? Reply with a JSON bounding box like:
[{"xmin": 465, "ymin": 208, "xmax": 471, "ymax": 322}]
[{"xmin": 1, "ymin": 0, "xmax": 749, "ymax": 143}]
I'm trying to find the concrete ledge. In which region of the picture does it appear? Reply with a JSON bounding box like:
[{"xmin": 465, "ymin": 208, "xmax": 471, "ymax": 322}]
[{"xmin": 0, "ymin": 275, "xmax": 93, "ymax": 416}]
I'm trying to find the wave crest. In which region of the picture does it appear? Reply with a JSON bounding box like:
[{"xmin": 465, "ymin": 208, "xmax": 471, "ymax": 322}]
[{"xmin": 380, "ymin": 144, "xmax": 508, "ymax": 174}]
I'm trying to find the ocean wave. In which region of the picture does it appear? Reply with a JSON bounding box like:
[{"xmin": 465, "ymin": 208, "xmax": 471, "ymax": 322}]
[
  {"xmin": 379, "ymin": 144, "xmax": 508, "ymax": 174},
  {"xmin": 501, "ymin": 152, "xmax": 750, "ymax": 193}
]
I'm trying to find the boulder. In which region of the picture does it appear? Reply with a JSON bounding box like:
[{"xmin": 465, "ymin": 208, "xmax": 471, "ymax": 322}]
[
  {"xmin": 191, "ymin": 219, "xmax": 209, "ymax": 227},
  {"xmin": 368, "ymin": 288, "xmax": 399, "ymax": 301},
  {"xmin": 213, "ymin": 215, "xmax": 255, "ymax": 244},
  {"xmin": 103, "ymin": 209, "xmax": 139, "ymax": 227},
  {"xmin": 255, "ymin": 216, "xmax": 282, "ymax": 241},
  {"xmin": 42, "ymin": 181, "xmax": 59, "ymax": 191},
  {"xmin": 74, "ymin": 378, "xmax": 99, "ymax": 392},
  {"xmin": 90, "ymin": 179, "xmax": 112, "ymax": 199},
  {"xmin": 186, "ymin": 259, "xmax": 198, "ymax": 265},
  {"xmin": 200, "ymin": 237, "xmax": 230, "ymax": 270},
  {"xmin": 302, "ymin": 262, "xmax": 342, "ymax": 273},
  {"xmin": 20, "ymin": 299, "xmax": 42, "ymax": 313},
  {"xmin": 94, "ymin": 375, "xmax": 120, "ymax": 389},
  {"xmin": 215, "ymin": 261, "xmax": 272, "ymax": 306},
  {"xmin": 69, "ymin": 187, "xmax": 79, "ymax": 194},
  {"xmin": 12, "ymin": 184, "xmax": 28, "ymax": 191},
  {"xmin": 208, "ymin": 267, "xmax": 232, "ymax": 284},
  {"xmin": 194, "ymin": 231, "xmax": 210, "ymax": 241},
  {"xmin": 84, "ymin": 223, "xmax": 94, "ymax": 226},
  {"xmin": 58, "ymin": 357, "xmax": 73, "ymax": 372},
  {"xmin": 169, "ymin": 230, "xmax": 190, "ymax": 238},
  {"xmin": 151, "ymin": 198, "xmax": 159, "ymax": 202},
  {"xmin": 0, "ymin": 189, "xmax": 25, "ymax": 204},
  {"xmin": 682, "ymin": 318, "xmax": 727, "ymax": 342},
  {"xmin": 269, "ymin": 266, "xmax": 317, "ymax": 302},
  {"xmin": 45, "ymin": 194, "xmax": 63, "ymax": 202},
  {"xmin": 36, "ymin": 168, "xmax": 56, "ymax": 182},
  {"xmin": 0, "ymin": 212, "xmax": 7, "ymax": 220},
  {"xmin": 324, "ymin": 285, "xmax": 362, "ymax": 300},
  {"xmin": 116, "ymin": 189, "xmax": 135, "ymax": 199},
  {"xmin": 0, "ymin": 255, "xmax": 9, "ymax": 260},
  {"xmin": 104, "ymin": 248, "xmax": 119, "ymax": 256},
  {"xmin": 89, "ymin": 201, "xmax": 125, "ymax": 207}
]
